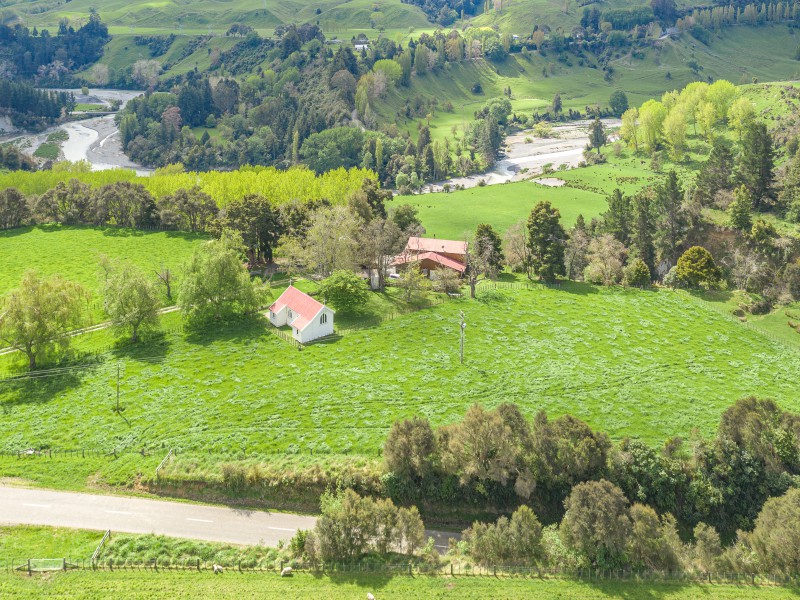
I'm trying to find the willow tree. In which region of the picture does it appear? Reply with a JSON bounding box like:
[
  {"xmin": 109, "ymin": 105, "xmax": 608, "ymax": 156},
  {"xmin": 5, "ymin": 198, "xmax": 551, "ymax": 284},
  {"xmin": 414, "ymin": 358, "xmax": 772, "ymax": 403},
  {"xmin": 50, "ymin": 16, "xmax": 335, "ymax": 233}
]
[
  {"xmin": 0, "ymin": 271, "xmax": 86, "ymax": 369},
  {"xmin": 178, "ymin": 230, "xmax": 264, "ymax": 324}
]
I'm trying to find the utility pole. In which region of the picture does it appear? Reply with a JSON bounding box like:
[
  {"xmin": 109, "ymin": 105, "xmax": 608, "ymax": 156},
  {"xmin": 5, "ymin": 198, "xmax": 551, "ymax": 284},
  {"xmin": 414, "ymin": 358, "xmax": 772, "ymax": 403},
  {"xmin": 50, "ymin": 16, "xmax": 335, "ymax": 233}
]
[{"xmin": 459, "ymin": 311, "xmax": 466, "ymax": 364}]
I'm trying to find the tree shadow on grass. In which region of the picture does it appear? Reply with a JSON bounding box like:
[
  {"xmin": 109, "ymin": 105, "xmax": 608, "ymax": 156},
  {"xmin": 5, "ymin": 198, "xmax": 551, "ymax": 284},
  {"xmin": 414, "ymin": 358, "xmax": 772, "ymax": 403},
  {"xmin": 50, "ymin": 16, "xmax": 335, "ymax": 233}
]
[
  {"xmin": 0, "ymin": 366, "xmax": 89, "ymax": 410},
  {"xmin": 558, "ymin": 281, "xmax": 599, "ymax": 295},
  {"xmin": 0, "ymin": 224, "xmax": 35, "ymax": 239},
  {"xmin": 99, "ymin": 226, "xmax": 146, "ymax": 237},
  {"xmin": 688, "ymin": 289, "xmax": 736, "ymax": 304},
  {"xmin": 183, "ymin": 315, "xmax": 268, "ymax": 348},
  {"xmin": 582, "ymin": 579, "xmax": 694, "ymax": 600},
  {"xmin": 110, "ymin": 331, "xmax": 171, "ymax": 363},
  {"xmin": 306, "ymin": 570, "xmax": 394, "ymax": 590}
]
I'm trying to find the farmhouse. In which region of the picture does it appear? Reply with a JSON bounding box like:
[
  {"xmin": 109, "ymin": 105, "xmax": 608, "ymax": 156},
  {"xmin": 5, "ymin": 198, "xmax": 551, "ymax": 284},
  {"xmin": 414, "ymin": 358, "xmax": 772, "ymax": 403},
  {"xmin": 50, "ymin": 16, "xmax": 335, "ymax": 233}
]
[
  {"xmin": 268, "ymin": 286, "xmax": 335, "ymax": 343},
  {"xmin": 392, "ymin": 236, "xmax": 468, "ymax": 276}
]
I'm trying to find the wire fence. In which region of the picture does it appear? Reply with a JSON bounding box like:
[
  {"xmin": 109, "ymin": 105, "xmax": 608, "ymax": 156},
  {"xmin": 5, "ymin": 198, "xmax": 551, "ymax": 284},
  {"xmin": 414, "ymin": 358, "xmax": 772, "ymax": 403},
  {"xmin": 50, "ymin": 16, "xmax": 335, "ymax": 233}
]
[
  {"xmin": 480, "ymin": 280, "xmax": 799, "ymax": 352},
  {"xmin": 0, "ymin": 447, "xmax": 125, "ymax": 459},
  {"xmin": 0, "ymin": 445, "xmax": 385, "ymax": 465},
  {"xmin": 675, "ymin": 289, "xmax": 800, "ymax": 353},
  {"xmin": 331, "ymin": 295, "xmax": 451, "ymax": 337},
  {"xmin": 478, "ymin": 280, "xmax": 563, "ymax": 291},
  {"xmin": 268, "ymin": 327, "xmax": 304, "ymax": 350},
  {"xmin": 1, "ymin": 557, "xmax": 799, "ymax": 586}
]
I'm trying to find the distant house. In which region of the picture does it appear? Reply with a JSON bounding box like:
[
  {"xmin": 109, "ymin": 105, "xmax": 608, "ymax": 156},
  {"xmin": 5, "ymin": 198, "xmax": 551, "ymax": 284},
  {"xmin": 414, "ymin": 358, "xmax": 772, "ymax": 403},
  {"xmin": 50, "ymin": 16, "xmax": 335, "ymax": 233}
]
[
  {"xmin": 354, "ymin": 43, "xmax": 369, "ymax": 51},
  {"xmin": 392, "ymin": 236, "xmax": 468, "ymax": 276},
  {"xmin": 268, "ymin": 286, "xmax": 335, "ymax": 343}
]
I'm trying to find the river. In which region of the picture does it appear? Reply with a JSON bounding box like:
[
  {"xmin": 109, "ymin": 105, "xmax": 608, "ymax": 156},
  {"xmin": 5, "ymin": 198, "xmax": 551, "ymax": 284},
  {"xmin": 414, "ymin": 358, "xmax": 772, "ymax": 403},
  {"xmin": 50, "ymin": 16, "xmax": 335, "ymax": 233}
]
[
  {"xmin": 425, "ymin": 118, "xmax": 621, "ymax": 192},
  {"xmin": 2, "ymin": 88, "xmax": 152, "ymax": 175}
]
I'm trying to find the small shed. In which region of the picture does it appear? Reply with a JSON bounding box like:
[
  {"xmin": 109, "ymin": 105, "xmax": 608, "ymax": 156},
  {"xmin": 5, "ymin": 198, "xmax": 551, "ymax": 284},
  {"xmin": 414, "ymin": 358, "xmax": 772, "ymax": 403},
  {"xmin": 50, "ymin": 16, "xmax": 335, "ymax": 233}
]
[{"xmin": 268, "ymin": 286, "xmax": 335, "ymax": 343}]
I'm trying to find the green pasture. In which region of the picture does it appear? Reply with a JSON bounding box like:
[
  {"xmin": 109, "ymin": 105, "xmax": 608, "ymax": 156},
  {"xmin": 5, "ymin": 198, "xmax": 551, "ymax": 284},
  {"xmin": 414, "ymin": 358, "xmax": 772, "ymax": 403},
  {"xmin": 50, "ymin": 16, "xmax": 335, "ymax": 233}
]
[
  {"xmin": 73, "ymin": 104, "xmax": 106, "ymax": 112},
  {"xmin": 0, "ymin": 526, "xmax": 103, "ymax": 559},
  {"xmin": 389, "ymin": 181, "xmax": 607, "ymax": 239},
  {"xmin": 0, "ymin": 569, "xmax": 796, "ymax": 599},
  {"xmin": 5, "ymin": 0, "xmax": 429, "ymax": 35},
  {"xmin": 0, "ymin": 225, "xmax": 207, "ymax": 300},
  {"xmin": 2, "ymin": 282, "xmax": 799, "ymax": 461},
  {"xmin": 378, "ymin": 25, "xmax": 800, "ymax": 144}
]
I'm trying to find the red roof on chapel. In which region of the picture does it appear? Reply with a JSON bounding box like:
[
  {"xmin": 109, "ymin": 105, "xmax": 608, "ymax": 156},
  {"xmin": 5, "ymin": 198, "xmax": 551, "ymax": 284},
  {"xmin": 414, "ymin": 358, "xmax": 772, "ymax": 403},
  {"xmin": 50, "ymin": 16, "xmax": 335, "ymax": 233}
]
[{"xmin": 269, "ymin": 286, "xmax": 329, "ymax": 330}]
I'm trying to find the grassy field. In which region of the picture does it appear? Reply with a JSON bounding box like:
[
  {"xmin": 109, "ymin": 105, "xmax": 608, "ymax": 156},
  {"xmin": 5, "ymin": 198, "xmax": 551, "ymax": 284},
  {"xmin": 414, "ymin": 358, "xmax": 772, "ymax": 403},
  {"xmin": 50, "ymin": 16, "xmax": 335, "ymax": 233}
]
[
  {"xmin": 0, "ymin": 225, "xmax": 208, "ymax": 300},
  {"xmin": 377, "ymin": 25, "xmax": 800, "ymax": 145},
  {"xmin": 2, "ymin": 281, "xmax": 799, "ymax": 463},
  {"xmin": 0, "ymin": 570, "xmax": 796, "ymax": 599},
  {"xmin": 388, "ymin": 181, "xmax": 607, "ymax": 239},
  {"xmin": 3, "ymin": 0, "xmax": 429, "ymax": 35},
  {"xmin": 387, "ymin": 79, "xmax": 800, "ymax": 240},
  {"xmin": 81, "ymin": 34, "xmax": 241, "ymax": 83},
  {"xmin": 0, "ymin": 525, "xmax": 279, "ymax": 566},
  {"xmin": 0, "ymin": 526, "xmax": 103, "ymax": 559}
]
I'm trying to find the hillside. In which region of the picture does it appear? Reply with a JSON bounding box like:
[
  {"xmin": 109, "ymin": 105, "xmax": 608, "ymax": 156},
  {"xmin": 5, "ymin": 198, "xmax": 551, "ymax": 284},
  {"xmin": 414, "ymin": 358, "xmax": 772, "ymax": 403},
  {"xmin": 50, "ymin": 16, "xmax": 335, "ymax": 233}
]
[
  {"xmin": 0, "ymin": 0, "xmax": 431, "ymax": 35},
  {"xmin": 2, "ymin": 279, "xmax": 798, "ymax": 455},
  {"xmin": 375, "ymin": 25, "xmax": 800, "ymax": 143},
  {"xmin": 0, "ymin": 225, "xmax": 206, "ymax": 298},
  {"xmin": 468, "ymin": 0, "xmax": 697, "ymax": 33}
]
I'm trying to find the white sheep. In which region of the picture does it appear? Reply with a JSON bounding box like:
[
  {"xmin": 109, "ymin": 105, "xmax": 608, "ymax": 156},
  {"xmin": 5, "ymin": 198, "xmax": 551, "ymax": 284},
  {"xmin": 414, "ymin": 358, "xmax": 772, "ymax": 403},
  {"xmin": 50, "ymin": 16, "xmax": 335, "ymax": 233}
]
[
  {"xmin": 281, "ymin": 566, "xmax": 294, "ymax": 577},
  {"xmin": 367, "ymin": 594, "xmax": 375, "ymax": 600},
  {"xmin": 212, "ymin": 564, "xmax": 223, "ymax": 575}
]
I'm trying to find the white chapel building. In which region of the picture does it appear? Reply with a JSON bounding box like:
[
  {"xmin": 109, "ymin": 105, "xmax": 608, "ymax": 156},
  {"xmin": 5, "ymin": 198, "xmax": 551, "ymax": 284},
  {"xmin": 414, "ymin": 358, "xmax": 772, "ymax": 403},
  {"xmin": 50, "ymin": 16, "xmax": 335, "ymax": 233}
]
[{"xmin": 268, "ymin": 286, "xmax": 335, "ymax": 343}]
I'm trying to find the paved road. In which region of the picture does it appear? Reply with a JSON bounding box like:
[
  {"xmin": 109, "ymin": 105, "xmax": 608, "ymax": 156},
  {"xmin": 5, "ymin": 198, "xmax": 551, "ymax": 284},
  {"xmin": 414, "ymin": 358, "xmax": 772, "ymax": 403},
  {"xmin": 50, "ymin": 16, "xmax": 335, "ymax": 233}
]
[{"xmin": 0, "ymin": 486, "xmax": 456, "ymax": 549}]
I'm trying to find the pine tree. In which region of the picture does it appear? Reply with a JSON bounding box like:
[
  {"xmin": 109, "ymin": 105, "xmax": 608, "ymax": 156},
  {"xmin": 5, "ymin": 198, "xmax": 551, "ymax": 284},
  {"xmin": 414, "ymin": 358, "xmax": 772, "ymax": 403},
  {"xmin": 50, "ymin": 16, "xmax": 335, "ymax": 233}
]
[
  {"xmin": 737, "ymin": 121, "xmax": 775, "ymax": 210},
  {"xmin": 552, "ymin": 93, "xmax": 562, "ymax": 117},
  {"xmin": 603, "ymin": 188, "xmax": 632, "ymax": 244},
  {"xmin": 475, "ymin": 223, "xmax": 505, "ymax": 272},
  {"xmin": 695, "ymin": 138, "xmax": 734, "ymax": 204},
  {"xmin": 655, "ymin": 171, "xmax": 688, "ymax": 266},
  {"xmin": 589, "ymin": 117, "xmax": 607, "ymax": 154},
  {"xmin": 292, "ymin": 130, "xmax": 300, "ymax": 164},
  {"xmin": 728, "ymin": 185, "xmax": 753, "ymax": 231},
  {"xmin": 631, "ymin": 192, "xmax": 656, "ymax": 274},
  {"xmin": 527, "ymin": 201, "xmax": 566, "ymax": 281}
]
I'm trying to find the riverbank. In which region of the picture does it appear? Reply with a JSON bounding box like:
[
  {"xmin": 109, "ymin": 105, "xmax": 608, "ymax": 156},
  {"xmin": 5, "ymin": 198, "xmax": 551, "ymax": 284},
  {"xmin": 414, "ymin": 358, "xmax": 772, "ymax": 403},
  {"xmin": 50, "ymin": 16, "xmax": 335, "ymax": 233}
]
[
  {"xmin": 0, "ymin": 88, "xmax": 150, "ymax": 174},
  {"xmin": 425, "ymin": 118, "xmax": 621, "ymax": 192}
]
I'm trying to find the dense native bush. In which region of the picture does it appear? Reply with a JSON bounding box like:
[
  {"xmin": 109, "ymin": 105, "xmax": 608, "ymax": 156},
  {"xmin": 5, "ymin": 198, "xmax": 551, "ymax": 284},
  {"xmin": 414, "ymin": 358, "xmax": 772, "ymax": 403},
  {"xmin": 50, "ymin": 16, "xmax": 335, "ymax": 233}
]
[
  {"xmin": 304, "ymin": 489, "xmax": 425, "ymax": 562},
  {"xmin": 382, "ymin": 397, "xmax": 800, "ymax": 538},
  {"xmin": 0, "ymin": 81, "xmax": 72, "ymax": 129},
  {"xmin": 0, "ymin": 14, "xmax": 109, "ymax": 82}
]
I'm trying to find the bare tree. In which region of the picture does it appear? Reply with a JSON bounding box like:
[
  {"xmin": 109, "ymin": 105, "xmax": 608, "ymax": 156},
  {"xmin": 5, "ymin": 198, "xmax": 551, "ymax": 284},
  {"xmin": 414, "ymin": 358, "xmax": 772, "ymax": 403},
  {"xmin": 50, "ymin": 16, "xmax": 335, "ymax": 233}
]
[
  {"xmin": 465, "ymin": 235, "xmax": 499, "ymax": 299},
  {"xmin": 155, "ymin": 266, "xmax": 174, "ymax": 302},
  {"xmin": 359, "ymin": 217, "xmax": 405, "ymax": 291},
  {"xmin": 503, "ymin": 220, "xmax": 531, "ymax": 277},
  {"xmin": 584, "ymin": 234, "xmax": 626, "ymax": 285},
  {"xmin": 132, "ymin": 59, "xmax": 162, "ymax": 90},
  {"xmin": 564, "ymin": 228, "xmax": 590, "ymax": 280},
  {"xmin": 724, "ymin": 248, "xmax": 765, "ymax": 292}
]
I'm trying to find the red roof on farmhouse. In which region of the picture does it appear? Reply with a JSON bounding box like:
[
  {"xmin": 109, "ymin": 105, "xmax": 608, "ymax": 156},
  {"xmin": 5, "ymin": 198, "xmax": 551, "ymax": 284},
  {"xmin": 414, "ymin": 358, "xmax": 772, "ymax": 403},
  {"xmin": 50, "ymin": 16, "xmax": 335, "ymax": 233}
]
[
  {"xmin": 269, "ymin": 286, "xmax": 327, "ymax": 330},
  {"xmin": 393, "ymin": 251, "xmax": 467, "ymax": 273},
  {"xmin": 406, "ymin": 237, "xmax": 467, "ymax": 256}
]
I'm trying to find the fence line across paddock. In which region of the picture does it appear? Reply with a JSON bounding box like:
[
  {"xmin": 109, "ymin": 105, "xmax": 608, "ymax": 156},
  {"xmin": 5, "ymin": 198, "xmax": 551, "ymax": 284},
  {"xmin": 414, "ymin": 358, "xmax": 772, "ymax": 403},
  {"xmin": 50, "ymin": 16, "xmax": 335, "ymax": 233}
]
[{"xmin": 1, "ymin": 556, "xmax": 799, "ymax": 587}]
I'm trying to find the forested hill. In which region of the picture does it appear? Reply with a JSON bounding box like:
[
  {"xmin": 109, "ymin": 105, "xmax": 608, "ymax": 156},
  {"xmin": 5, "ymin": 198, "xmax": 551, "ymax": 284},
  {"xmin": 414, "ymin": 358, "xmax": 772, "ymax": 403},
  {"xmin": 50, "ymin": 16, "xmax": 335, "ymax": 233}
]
[
  {"xmin": 0, "ymin": 13, "xmax": 108, "ymax": 83},
  {"xmin": 0, "ymin": 81, "xmax": 73, "ymax": 130}
]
